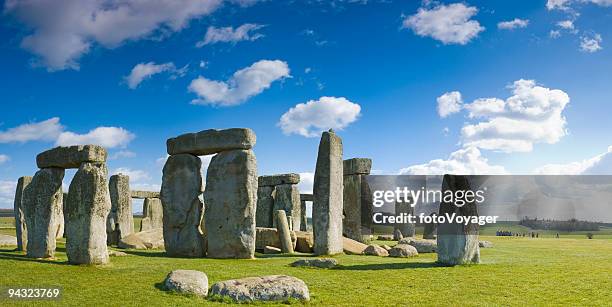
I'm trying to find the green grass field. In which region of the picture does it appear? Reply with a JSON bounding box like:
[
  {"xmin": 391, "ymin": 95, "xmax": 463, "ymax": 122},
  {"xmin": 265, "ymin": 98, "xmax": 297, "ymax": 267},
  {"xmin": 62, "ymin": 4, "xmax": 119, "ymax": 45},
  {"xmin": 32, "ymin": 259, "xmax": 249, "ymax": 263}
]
[{"xmin": 1, "ymin": 217, "xmax": 611, "ymax": 306}]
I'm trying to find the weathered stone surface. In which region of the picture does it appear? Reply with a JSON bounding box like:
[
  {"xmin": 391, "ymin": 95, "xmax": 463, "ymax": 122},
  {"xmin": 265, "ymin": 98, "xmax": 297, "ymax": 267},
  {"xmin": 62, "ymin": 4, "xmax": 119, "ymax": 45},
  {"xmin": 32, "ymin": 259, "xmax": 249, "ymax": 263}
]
[
  {"xmin": 479, "ymin": 240, "xmax": 493, "ymax": 248},
  {"xmin": 343, "ymin": 236, "xmax": 368, "ymax": 255},
  {"xmin": 408, "ymin": 239, "xmax": 437, "ymax": 253},
  {"xmin": 398, "ymin": 237, "xmax": 415, "ymax": 245},
  {"xmin": 291, "ymin": 258, "xmax": 338, "ymax": 269},
  {"xmin": 118, "ymin": 228, "xmax": 164, "ymax": 250},
  {"xmin": 377, "ymin": 235, "xmax": 394, "ymax": 241},
  {"xmin": 204, "ymin": 149, "xmax": 257, "ymax": 259},
  {"xmin": 258, "ymin": 173, "xmax": 300, "ymax": 187},
  {"xmin": 210, "ymin": 275, "xmax": 309, "ymax": 303},
  {"xmin": 364, "ymin": 244, "xmax": 389, "ymax": 256},
  {"xmin": 55, "ymin": 207, "xmax": 64, "ymax": 239},
  {"xmin": 437, "ymin": 175, "xmax": 481, "ymax": 266},
  {"xmin": 272, "ymin": 184, "xmax": 301, "ymax": 230},
  {"xmin": 167, "ymin": 128, "xmax": 256, "ymax": 156},
  {"xmin": 36, "ymin": 145, "xmax": 107, "ymax": 169},
  {"xmin": 300, "ymin": 200, "xmax": 308, "ymax": 231},
  {"xmin": 393, "ymin": 228, "xmax": 403, "ymax": 241},
  {"xmin": 275, "ymin": 210, "xmax": 294, "ymax": 253},
  {"xmin": 360, "ymin": 176, "xmax": 374, "ymax": 235},
  {"xmin": 381, "ymin": 244, "xmax": 392, "ymax": 251},
  {"xmin": 255, "ymin": 227, "xmax": 296, "ymax": 251},
  {"xmin": 23, "ymin": 168, "xmax": 64, "ymax": 258},
  {"xmin": 140, "ymin": 198, "xmax": 163, "ymax": 231},
  {"xmin": 164, "ymin": 270, "xmax": 208, "ymax": 297},
  {"xmin": 295, "ymin": 231, "xmax": 314, "ymax": 253},
  {"xmin": 395, "ymin": 201, "xmax": 415, "ymax": 238},
  {"xmin": 313, "ymin": 130, "xmax": 343, "ymax": 255},
  {"xmin": 108, "ymin": 250, "xmax": 128, "ymax": 257},
  {"xmin": 423, "ymin": 213, "xmax": 437, "ymax": 239},
  {"xmin": 161, "ymin": 154, "xmax": 205, "ymax": 257},
  {"xmin": 343, "ymin": 158, "xmax": 372, "ymax": 175},
  {"xmin": 107, "ymin": 174, "xmax": 134, "ymax": 245},
  {"xmin": 264, "ymin": 245, "xmax": 282, "ymax": 254},
  {"xmin": 256, "ymin": 186, "xmax": 274, "ymax": 228},
  {"xmin": 388, "ymin": 244, "xmax": 418, "ymax": 258},
  {"xmin": 343, "ymin": 174, "xmax": 362, "ymax": 242},
  {"xmin": 0, "ymin": 234, "xmax": 17, "ymax": 246},
  {"xmin": 66, "ymin": 163, "xmax": 111, "ymax": 265},
  {"xmin": 131, "ymin": 190, "xmax": 160, "ymax": 199},
  {"xmin": 300, "ymin": 194, "xmax": 313, "ymax": 202},
  {"xmin": 14, "ymin": 176, "xmax": 32, "ymax": 251}
]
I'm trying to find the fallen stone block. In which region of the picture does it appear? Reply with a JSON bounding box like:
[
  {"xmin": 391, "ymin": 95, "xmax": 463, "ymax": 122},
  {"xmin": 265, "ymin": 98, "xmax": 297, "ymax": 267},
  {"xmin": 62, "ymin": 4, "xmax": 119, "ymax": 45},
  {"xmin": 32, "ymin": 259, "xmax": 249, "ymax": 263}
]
[
  {"xmin": 409, "ymin": 239, "xmax": 437, "ymax": 253},
  {"xmin": 290, "ymin": 258, "xmax": 338, "ymax": 269},
  {"xmin": 0, "ymin": 234, "xmax": 17, "ymax": 247},
  {"xmin": 36, "ymin": 145, "xmax": 107, "ymax": 169},
  {"xmin": 210, "ymin": 275, "xmax": 309, "ymax": 303},
  {"xmin": 118, "ymin": 228, "xmax": 164, "ymax": 250},
  {"xmin": 164, "ymin": 270, "xmax": 208, "ymax": 298},
  {"xmin": 389, "ymin": 244, "xmax": 418, "ymax": 258},
  {"xmin": 343, "ymin": 236, "xmax": 368, "ymax": 255},
  {"xmin": 255, "ymin": 227, "xmax": 296, "ymax": 251},
  {"xmin": 167, "ymin": 128, "xmax": 256, "ymax": 155},
  {"xmin": 264, "ymin": 246, "xmax": 282, "ymax": 254},
  {"xmin": 479, "ymin": 240, "xmax": 493, "ymax": 248},
  {"xmin": 363, "ymin": 244, "xmax": 388, "ymax": 256}
]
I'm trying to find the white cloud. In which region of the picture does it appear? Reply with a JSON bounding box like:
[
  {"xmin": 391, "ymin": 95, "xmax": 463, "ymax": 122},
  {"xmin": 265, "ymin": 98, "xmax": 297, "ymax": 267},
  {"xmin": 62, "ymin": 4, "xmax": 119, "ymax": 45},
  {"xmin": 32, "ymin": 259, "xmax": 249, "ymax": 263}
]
[
  {"xmin": 279, "ymin": 96, "xmax": 361, "ymax": 137},
  {"xmin": 580, "ymin": 34, "xmax": 603, "ymax": 53},
  {"xmin": 109, "ymin": 150, "xmax": 136, "ymax": 160},
  {"xmin": 535, "ymin": 146, "xmax": 612, "ymax": 174},
  {"xmin": 56, "ymin": 127, "xmax": 135, "ymax": 148},
  {"xmin": 124, "ymin": 62, "xmax": 179, "ymax": 89},
  {"xmin": 402, "ymin": 3, "xmax": 484, "ymax": 45},
  {"xmin": 297, "ymin": 172, "xmax": 314, "ymax": 194},
  {"xmin": 4, "ymin": 0, "xmax": 240, "ymax": 71},
  {"xmin": 0, "ymin": 117, "xmax": 64, "ymax": 143},
  {"xmin": 0, "ymin": 155, "xmax": 9, "ymax": 165},
  {"xmin": 188, "ymin": 59, "xmax": 290, "ymax": 106},
  {"xmin": 497, "ymin": 18, "xmax": 529, "ymax": 30},
  {"xmin": 399, "ymin": 147, "xmax": 507, "ymax": 175},
  {"xmin": 550, "ymin": 30, "xmax": 561, "ymax": 39},
  {"xmin": 112, "ymin": 167, "xmax": 151, "ymax": 183},
  {"xmin": 196, "ymin": 23, "xmax": 264, "ymax": 47},
  {"xmin": 547, "ymin": 0, "xmax": 612, "ymax": 10},
  {"xmin": 0, "ymin": 180, "xmax": 17, "ymax": 208},
  {"xmin": 557, "ymin": 20, "xmax": 575, "ymax": 30},
  {"xmin": 437, "ymin": 91, "xmax": 463, "ymax": 118}
]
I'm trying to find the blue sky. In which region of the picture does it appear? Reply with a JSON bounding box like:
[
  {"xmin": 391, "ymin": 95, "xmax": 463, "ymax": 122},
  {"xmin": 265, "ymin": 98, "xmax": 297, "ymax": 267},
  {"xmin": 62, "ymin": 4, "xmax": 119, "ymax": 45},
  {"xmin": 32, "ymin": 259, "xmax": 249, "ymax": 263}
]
[{"xmin": 1, "ymin": 0, "xmax": 612, "ymax": 209}]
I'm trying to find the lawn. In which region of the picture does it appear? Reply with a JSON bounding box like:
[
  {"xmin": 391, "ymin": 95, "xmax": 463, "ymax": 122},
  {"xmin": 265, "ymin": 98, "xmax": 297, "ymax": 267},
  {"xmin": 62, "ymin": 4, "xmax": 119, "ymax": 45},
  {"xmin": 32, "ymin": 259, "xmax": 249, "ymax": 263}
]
[{"xmin": 0, "ymin": 218, "xmax": 611, "ymax": 306}]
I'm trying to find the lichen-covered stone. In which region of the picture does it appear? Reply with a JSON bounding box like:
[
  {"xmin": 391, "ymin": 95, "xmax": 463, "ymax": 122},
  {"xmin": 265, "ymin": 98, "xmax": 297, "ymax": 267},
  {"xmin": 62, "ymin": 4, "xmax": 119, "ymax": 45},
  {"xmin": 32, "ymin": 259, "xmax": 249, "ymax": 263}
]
[
  {"xmin": 130, "ymin": 190, "xmax": 160, "ymax": 199},
  {"xmin": 364, "ymin": 244, "xmax": 389, "ymax": 256},
  {"xmin": 14, "ymin": 176, "xmax": 32, "ymax": 251},
  {"xmin": 118, "ymin": 228, "xmax": 164, "ymax": 250},
  {"xmin": 167, "ymin": 128, "xmax": 256, "ymax": 156},
  {"xmin": 256, "ymin": 186, "xmax": 274, "ymax": 228},
  {"xmin": 343, "ymin": 158, "xmax": 372, "ymax": 175},
  {"xmin": 343, "ymin": 174, "xmax": 362, "ymax": 242},
  {"xmin": 291, "ymin": 258, "xmax": 338, "ymax": 269},
  {"xmin": 275, "ymin": 210, "xmax": 294, "ymax": 253},
  {"xmin": 258, "ymin": 173, "xmax": 300, "ymax": 187},
  {"xmin": 107, "ymin": 174, "xmax": 133, "ymax": 245},
  {"xmin": 388, "ymin": 244, "xmax": 418, "ymax": 258},
  {"xmin": 140, "ymin": 198, "xmax": 163, "ymax": 231},
  {"xmin": 164, "ymin": 270, "xmax": 208, "ymax": 297},
  {"xmin": 210, "ymin": 275, "xmax": 309, "ymax": 303},
  {"xmin": 272, "ymin": 184, "xmax": 301, "ymax": 231},
  {"xmin": 36, "ymin": 145, "xmax": 107, "ymax": 169},
  {"xmin": 395, "ymin": 201, "xmax": 415, "ymax": 238}
]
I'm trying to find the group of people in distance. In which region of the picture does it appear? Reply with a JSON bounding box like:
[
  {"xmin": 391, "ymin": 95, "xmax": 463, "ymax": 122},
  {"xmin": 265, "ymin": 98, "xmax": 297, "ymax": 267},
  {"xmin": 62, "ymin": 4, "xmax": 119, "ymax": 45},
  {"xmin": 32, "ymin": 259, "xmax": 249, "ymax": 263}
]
[{"xmin": 495, "ymin": 230, "xmax": 549, "ymax": 238}]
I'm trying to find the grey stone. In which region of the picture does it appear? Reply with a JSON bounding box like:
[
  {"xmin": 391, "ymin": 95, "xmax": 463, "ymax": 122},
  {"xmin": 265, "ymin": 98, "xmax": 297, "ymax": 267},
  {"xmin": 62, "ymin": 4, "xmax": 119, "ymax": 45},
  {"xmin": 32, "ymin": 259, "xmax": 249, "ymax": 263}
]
[
  {"xmin": 107, "ymin": 174, "xmax": 134, "ymax": 245},
  {"xmin": 264, "ymin": 245, "xmax": 282, "ymax": 254},
  {"xmin": 256, "ymin": 186, "xmax": 274, "ymax": 228},
  {"xmin": 36, "ymin": 145, "xmax": 107, "ymax": 169},
  {"xmin": 210, "ymin": 275, "xmax": 309, "ymax": 303},
  {"xmin": 14, "ymin": 176, "xmax": 32, "ymax": 251},
  {"xmin": 398, "ymin": 237, "xmax": 415, "ymax": 245},
  {"xmin": 167, "ymin": 128, "xmax": 256, "ymax": 156},
  {"xmin": 204, "ymin": 149, "xmax": 257, "ymax": 259},
  {"xmin": 131, "ymin": 190, "xmax": 161, "ymax": 199},
  {"xmin": 272, "ymin": 184, "xmax": 301, "ymax": 230},
  {"xmin": 364, "ymin": 244, "xmax": 389, "ymax": 256},
  {"xmin": 258, "ymin": 173, "xmax": 300, "ymax": 187},
  {"xmin": 381, "ymin": 244, "xmax": 392, "ymax": 251},
  {"xmin": 394, "ymin": 201, "xmax": 415, "ymax": 238},
  {"xmin": 65, "ymin": 163, "xmax": 111, "ymax": 265},
  {"xmin": 108, "ymin": 250, "xmax": 128, "ymax": 257},
  {"xmin": 377, "ymin": 235, "xmax": 394, "ymax": 241},
  {"xmin": 343, "ymin": 158, "xmax": 372, "ymax": 175},
  {"xmin": 255, "ymin": 227, "xmax": 297, "ymax": 251},
  {"xmin": 388, "ymin": 244, "xmax": 418, "ymax": 257},
  {"xmin": 164, "ymin": 270, "xmax": 208, "ymax": 297},
  {"xmin": 161, "ymin": 154, "xmax": 205, "ymax": 257},
  {"xmin": 300, "ymin": 200, "xmax": 307, "ymax": 231},
  {"xmin": 409, "ymin": 239, "xmax": 437, "ymax": 253},
  {"xmin": 300, "ymin": 193, "xmax": 313, "ymax": 202},
  {"xmin": 312, "ymin": 130, "xmax": 343, "ymax": 255},
  {"xmin": 23, "ymin": 168, "xmax": 64, "ymax": 258},
  {"xmin": 343, "ymin": 236, "xmax": 368, "ymax": 255},
  {"xmin": 275, "ymin": 210, "xmax": 294, "ymax": 253},
  {"xmin": 360, "ymin": 176, "xmax": 374, "ymax": 235},
  {"xmin": 55, "ymin": 206, "xmax": 64, "ymax": 239},
  {"xmin": 437, "ymin": 175, "xmax": 481, "ymax": 266},
  {"xmin": 0, "ymin": 234, "xmax": 17, "ymax": 247},
  {"xmin": 140, "ymin": 198, "xmax": 163, "ymax": 231},
  {"xmin": 291, "ymin": 258, "xmax": 338, "ymax": 269},
  {"xmin": 479, "ymin": 240, "xmax": 493, "ymax": 248},
  {"xmin": 118, "ymin": 228, "xmax": 164, "ymax": 250},
  {"xmin": 393, "ymin": 228, "xmax": 403, "ymax": 241},
  {"xmin": 343, "ymin": 174, "xmax": 363, "ymax": 242},
  {"xmin": 423, "ymin": 213, "xmax": 437, "ymax": 239},
  {"xmin": 295, "ymin": 231, "xmax": 314, "ymax": 253}
]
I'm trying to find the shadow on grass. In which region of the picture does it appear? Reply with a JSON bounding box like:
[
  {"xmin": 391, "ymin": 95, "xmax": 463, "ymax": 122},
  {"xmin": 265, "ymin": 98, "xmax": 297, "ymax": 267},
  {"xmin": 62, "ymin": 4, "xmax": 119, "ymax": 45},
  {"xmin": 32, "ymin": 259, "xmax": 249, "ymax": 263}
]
[
  {"xmin": 255, "ymin": 252, "xmax": 316, "ymax": 259},
  {"xmin": 0, "ymin": 252, "xmax": 69, "ymax": 266},
  {"xmin": 121, "ymin": 250, "xmax": 167, "ymax": 258},
  {"xmin": 335, "ymin": 261, "xmax": 441, "ymax": 271}
]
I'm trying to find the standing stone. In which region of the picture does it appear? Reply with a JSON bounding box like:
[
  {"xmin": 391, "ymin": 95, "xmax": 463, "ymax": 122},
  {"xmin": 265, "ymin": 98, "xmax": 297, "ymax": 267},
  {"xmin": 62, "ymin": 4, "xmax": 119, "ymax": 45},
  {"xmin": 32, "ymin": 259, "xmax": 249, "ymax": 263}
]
[
  {"xmin": 437, "ymin": 175, "xmax": 480, "ymax": 265},
  {"xmin": 161, "ymin": 154, "xmax": 205, "ymax": 257},
  {"xmin": 393, "ymin": 228, "xmax": 403, "ymax": 241},
  {"xmin": 140, "ymin": 198, "xmax": 164, "ymax": 231},
  {"xmin": 66, "ymin": 163, "xmax": 112, "ymax": 265},
  {"xmin": 107, "ymin": 174, "xmax": 134, "ymax": 245},
  {"xmin": 55, "ymin": 208, "xmax": 64, "ymax": 239},
  {"xmin": 299, "ymin": 200, "xmax": 307, "ymax": 231},
  {"xmin": 14, "ymin": 176, "xmax": 32, "ymax": 251},
  {"xmin": 394, "ymin": 201, "xmax": 415, "ymax": 238},
  {"xmin": 204, "ymin": 149, "xmax": 257, "ymax": 259},
  {"xmin": 256, "ymin": 186, "xmax": 275, "ymax": 228},
  {"xmin": 23, "ymin": 168, "xmax": 64, "ymax": 258},
  {"xmin": 423, "ymin": 213, "xmax": 437, "ymax": 239},
  {"xmin": 275, "ymin": 210, "xmax": 294, "ymax": 253},
  {"xmin": 343, "ymin": 174, "xmax": 362, "ymax": 241},
  {"xmin": 272, "ymin": 184, "xmax": 301, "ymax": 231},
  {"xmin": 312, "ymin": 130, "xmax": 343, "ymax": 255}
]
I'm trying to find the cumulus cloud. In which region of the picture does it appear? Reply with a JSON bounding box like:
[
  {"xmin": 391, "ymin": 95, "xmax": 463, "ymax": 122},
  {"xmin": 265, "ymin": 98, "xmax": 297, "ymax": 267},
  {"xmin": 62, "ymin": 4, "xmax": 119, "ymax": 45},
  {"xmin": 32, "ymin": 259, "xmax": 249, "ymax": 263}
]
[
  {"xmin": 124, "ymin": 62, "xmax": 182, "ymax": 89},
  {"xmin": 497, "ymin": 18, "xmax": 529, "ymax": 30},
  {"xmin": 557, "ymin": 20, "xmax": 575, "ymax": 30},
  {"xmin": 402, "ymin": 3, "xmax": 484, "ymax": 45},
  {"xmin": 279, "ymin": 96, "xmax": 361, "ymax": 137},
  {"xmin": 3, "ymin": 0, "xmax": 239, "ymax": 70},
  {"xmin": 109, "ymin": 150, "xmax": 136, "ymax": 160},
  {"xmin": 0, "ymin": 180, "xmax": 17, "ymax": 208},
  {"xmin": 547, "ymin": 0, "xmax": 612, "ymax": 10},
  {"xmin": 535, "ymin": 146, "xmax": 612, "ymax": 174},
  {"xmin": 56, "ymin": 127, "xmax": 135, "ymax": 148},
  {"xmin": 437, "ymin": 91, "xmax": 463, "ymax": 118},
  {"xmin": 0, "ymin": 117, "xmax": 64, "ymax": 143},
  {"xmin": 580, "ymin": 34, "xmax": 603, "ymax": 53},
  {"xmin": 196, "ymin": 23, "xmax": 264, "ymax": 47},
  {"xmin": 112, "ymin": 167, "xmax": 151, "ymax": 182},
  {"xmin": 297, "ymin": 172, "xmax": 314, "ymax": 194},
  {"xmin": 0, "ymin": 155, "xmax": 9, "ymax": 164},
  {"xmin": 188, "ymin": 59, "xmax": 290, "ymax": 106},
  {"xmin": 399, "ymin": 147, "xmax": 507, "ymax": 175}
]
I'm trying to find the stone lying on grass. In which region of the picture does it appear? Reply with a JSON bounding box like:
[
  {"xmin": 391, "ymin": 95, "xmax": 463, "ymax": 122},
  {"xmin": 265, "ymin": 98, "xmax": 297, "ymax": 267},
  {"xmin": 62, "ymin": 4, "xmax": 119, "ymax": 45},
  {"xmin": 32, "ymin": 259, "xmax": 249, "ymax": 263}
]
[
  {"xmin": 377, "ymin": 235, "xmax": 394, "ymax": 241},
  {"xmin": 0, "ymin": 234, "xmax": 17, "ymax": 246},
  {"xmin": 398, "ymin": 237, "xmax": 415, "ymax": 245},
  {"xmin": 295, "ymin": 231, "xmax": 314, "ymax": 253},
  {"xmin": 363, "ymin": 244, "xmax": 389, "ymax": 256},
  {"xmin": 479, "ymin": 241, "xmax": 493, "ymax": 248},
  {"xmin": 118, "ymin": 228, "xmax": 164, "ymax": 250},
  {"xmin": 209, "ymin": 275, "xmax": 309, "ymax": 303},
  {"xmin": 108, "ymin": 250, "xmax": 128, "ymax": 257},
  {"xmin": 343, "ymin": 237, "xmax": 368, "ymax": 255},
  {"xmin": 164, "ymin": 270, "xmax": 208, "ymax": 298},
  {"xmin": 408, "ymin": 239, "xmax": 437, "ymax": 253},
  {"xmin": 381, "ymin": 245, "xmax": 392, "ymax": 251},
  {"xmin": 264, "ymin": 246, "xmax": 282, "ymax": 254},
  {"xmin": 291, "ymin": 258, "xmax": 338, "ymax": 269},
  {"xmin": 388, "ymin": 244, "xmax": 418, "ymax": 258}
]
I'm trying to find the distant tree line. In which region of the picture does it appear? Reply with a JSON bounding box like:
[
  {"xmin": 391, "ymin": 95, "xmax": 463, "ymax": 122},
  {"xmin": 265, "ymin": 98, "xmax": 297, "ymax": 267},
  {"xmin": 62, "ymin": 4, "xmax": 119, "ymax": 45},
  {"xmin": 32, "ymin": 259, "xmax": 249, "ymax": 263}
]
[{"xmin": 519, "ymin": 217, "xmax": 600, "ymax": 231}]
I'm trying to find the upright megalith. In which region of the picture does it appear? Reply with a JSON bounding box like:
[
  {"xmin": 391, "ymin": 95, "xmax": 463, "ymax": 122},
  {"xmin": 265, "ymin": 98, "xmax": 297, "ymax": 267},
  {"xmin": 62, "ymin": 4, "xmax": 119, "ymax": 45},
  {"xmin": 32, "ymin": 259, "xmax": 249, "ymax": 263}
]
[
  {"xmin": 161, "ymin": 154, "xmax": 205, "ymax": 257},
  {"xmin": 342, "ymin": 158, "xmax": 372, "ymax": 242},
  {"xmin": 256, "ymin": 174, "xmax": 301, "ymax": 230},
  {"xmin": 66, "ymin": 162, "xmax": 112, "ymax": 265},
  {"xmin": 275, "ymin": 210, "xmax": 294, "ymax": 253},
  {"xmin": 23, "ymin": 168, "xmax": 64, "ymax": 258},
  {"xmin": 300, "ymin": 194, "xmax": 313, "ymax": 232},
  {"xmin": 394, "ymin": 201, "xmax": 415, "ymax": 238},
  {"xmin": 14, "ymin": 176, "xmax": 32, "ymax": 251},
  {"xmin": 437, "ymin": 174, "xmax": 480, "ymax": 265},
  {"xmin": 313, "ymin": 129, "xmax": 344, "ymax": 255},
  {"xmin": 107, "ymin": 174, "xmax": 134, "ymax": 245},
  {"xmin": 423, "ymin": 213, "xmax": 437, "ymax": 239},
  {"xmin": 256, "ymin": 186, "xmax": 275, "ymax": 228},
  {"xmin": 140, "ymin": 198, "xmax": 163, "ymax": 231}
]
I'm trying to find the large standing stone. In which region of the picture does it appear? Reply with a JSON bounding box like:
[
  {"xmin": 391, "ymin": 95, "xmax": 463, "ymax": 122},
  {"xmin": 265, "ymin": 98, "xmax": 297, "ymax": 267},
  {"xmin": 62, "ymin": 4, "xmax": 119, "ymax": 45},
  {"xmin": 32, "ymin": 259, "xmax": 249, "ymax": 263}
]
[
  {"xmin": 437, "ymin": 174, "xmax": 481, "ymax": 265},
  {"xmin": 312, "ymin": 130, "xmax": 343, "ymax": 255},
  {"xmin": 161, "ymin": 154, "xmax": 205, "ymax": 257},
  {"xmin": 36, "ymin": 145, "xmax": 107, "ymax": 169},
  {"xmin": 167, "ymin": 128, "xmax": 256, "ymax": 156},
  {"xmin": 140, "ymin": 198, "xmax": 163, "ymax": 231},
  {"xmin": 204, "ymin": 149, "xmax": 257, "ymax": 259},
  {"xmin": 23, "ymin": 168, "xmax": 64, "ymax": 258},
  {"xmin": 107, "ymin": 174, "xmax": 134, "ymax": 245},
  {"xmin": 275, "ymin": 210, "xmax": 294, "ymax": 253},
  {"xmin": 423, "ymin": 213, "xmax": 437, "ymax": 239},
  {"xmin": 13, "ymin": 176, "xmax": 32, "ymax": 251},
  {"xmin": 272, "ymin": 184, "xmax": 301, "ymax": 230},
  {"xmin": 394, "ymin": 201, "xmax": 415, "ymax": 238},
  {"xmin": 66, "ymin": 163, "xmax": 111, "ymax": 265},
  {"xmin": 299, "ymin": 200, "xmax": 307, "ymax": 231},
  {"xmin": 256, "ymin": 186, "xmax": 274, "ymax": 228},
  {"xmin": 343, "ymin": 174, "xmax": 362, "ymax": 242}
]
